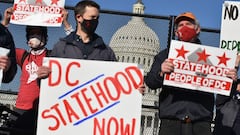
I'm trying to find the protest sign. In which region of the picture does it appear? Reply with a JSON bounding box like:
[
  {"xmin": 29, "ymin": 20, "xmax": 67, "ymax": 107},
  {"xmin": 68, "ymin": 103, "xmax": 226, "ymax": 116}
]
[
  {"xmin": 220, "ymin": 1, "xmax": 240, "ymax": 53},
  {"xmin": 36, "ymin": 57, "xmax": 143, "ymax": 135},
  {"xmin": 0, "ymin": 47, "xmax": 9, "ymax": 87},
  {"xmin": 164, "ymin": 40, "xmax": 237, "ymax": 96},
  {"xmin": 11, "ymin": 0, "xmax": 65, "ymax": 27}
]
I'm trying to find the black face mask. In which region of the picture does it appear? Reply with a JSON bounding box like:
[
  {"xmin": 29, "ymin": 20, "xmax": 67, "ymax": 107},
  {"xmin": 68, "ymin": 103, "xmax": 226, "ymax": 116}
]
[{"xmin": 80, "ymin": 19, "xmax": 98, "ymax": 35}]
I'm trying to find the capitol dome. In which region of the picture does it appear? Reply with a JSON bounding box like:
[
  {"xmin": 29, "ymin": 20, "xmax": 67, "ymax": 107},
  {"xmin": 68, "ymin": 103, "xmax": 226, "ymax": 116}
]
[
  {"xmin": 109, "ymin": 2, "xmax": 161, "ymax": 134},
  {"xmin": 109, "ymin": 0, "xmax": 160, "ymax": 73}
]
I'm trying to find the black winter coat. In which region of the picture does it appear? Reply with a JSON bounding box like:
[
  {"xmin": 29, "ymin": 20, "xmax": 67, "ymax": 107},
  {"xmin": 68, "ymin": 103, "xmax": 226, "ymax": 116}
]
[
  {"xmin": 51, "ymin": 32, "xmax": 116, "ymax": 61},
  {"xmin": 0, "ymin": 23, "xmax": 17, "ymax": 83},
  {"xmin": 145, "ymin": 39, "xmax": 214, "ymax": 122}
]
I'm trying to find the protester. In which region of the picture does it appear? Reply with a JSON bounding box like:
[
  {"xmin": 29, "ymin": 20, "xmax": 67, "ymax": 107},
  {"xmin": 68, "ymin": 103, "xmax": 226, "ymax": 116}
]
[
  {"xmin": 51, "ymin": 0, "xmax": 145, "ymax": 93},
  {"xmin": 52, "ymin": 0, "xmax": 145, "ymax": 90},
  {"xmin": 2, "ymin": 7, "xmax": 51, "ymax": 135},
  {"xmin": 51, "ymin": 0, "xmax": 116, "ymax": 60},
  {"xmin": 144, "ymin": 12, "xmax": 237, "ymax": 135},
  {"xmin": 11, "ymin": 26, "xmax": 51, "ymax": 135},
  {"xmin": 213, "ymin": 55, "xmax": 240, "ymax": 135},
  {"xmin": 0, "ymin": 10, "xmax": 17, "ymax": 83},
  {"xmin": 1, "ymin": 6, "xmax": 87, "ymax": 134}
]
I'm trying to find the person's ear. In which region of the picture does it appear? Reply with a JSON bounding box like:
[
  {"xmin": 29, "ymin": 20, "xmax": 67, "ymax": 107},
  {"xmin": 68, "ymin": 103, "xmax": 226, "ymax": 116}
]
[
  {"xmin": 175, "ymin": 29, "xmax": 180, "ymax": 38},
  {"xmin": 196, "ymin": 26, "xmax": 200, "ymax": 34}
]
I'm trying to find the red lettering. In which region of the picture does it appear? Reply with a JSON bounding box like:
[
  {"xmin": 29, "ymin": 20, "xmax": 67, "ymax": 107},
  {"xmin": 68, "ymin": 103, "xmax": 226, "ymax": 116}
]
[
  {"xmin": 107, "ymin": 117, "xmax": 119, "ymax": 135},
  {"xmin": 81, "ymin": 88, "xmax": 98, "ymax": 114},
  {"xmin": 104, "ymin": 77, "xmax": 121, "ymax": 101},
  {"xmin": 115, "ymin": 72, "xmax": 132, "ymax": 94},
  {"xmin": 51, "ymin": 104, "xmax": 67, "ymax": 126},
  {"xmin": 167, "ymin": 72, "xmax": 232, "ymax": 91},
  {"xmin": 14, "ymin": 4, "xmax": 61, "ymax": 14},
  {"xmin": 93, "ymin": 117, "xmax": 136, "ymax": 135},
  {"xmin": 91, "ymin": 82, "xmax": 110, "ymax": 108},
  {"xmin": 41, "ymin": 109, "xmax": 60, "ymax": 131},
  {"xmin": 125, "ymin": 66, "xmax": 143, "ymax": 89},
  {"xmin": 12, "ymin": 13, "xmax": 28, "ymax": 21},
  {"xmin": 66, "ymin": 62, "xmax": 80, "ymax": 86},
  {"xmin": 94, "ymin": 118, "xmax": 105, "ymax": 135},
  {"xmin": 70, "ymin": 92, "xmax": 88, "ymax": 117},
  {"xmin": 63, "ymin": 99, "xmax": 80, "ymax": 123},
  {"xmin": 49, "ymin": 60, "xmax": 62, "ymax": 86},
  {"xmin": 120, "ymin": 118, "xmax": 136, "ymax": 135}
]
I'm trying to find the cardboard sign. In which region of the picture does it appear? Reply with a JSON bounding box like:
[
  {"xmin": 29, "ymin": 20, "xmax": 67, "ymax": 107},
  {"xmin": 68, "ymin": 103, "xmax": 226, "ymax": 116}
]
[
  {"xmin": 36, "ymin": 57, "xmax": 143, "ymax": 135},
  {"xmin": 0, "ymin": 47, "xmax": 9, "ymax": 87},
  {"xmin": 11, "ymin": 0, "xmax": 65, "ymax": 27},
  {"xmin": 220, "ymin": 1, "xmax": 240, "ymax": 53},
  {"xmin": 164, "ymin": 40, "xmax": 237, "ymax": 96}
]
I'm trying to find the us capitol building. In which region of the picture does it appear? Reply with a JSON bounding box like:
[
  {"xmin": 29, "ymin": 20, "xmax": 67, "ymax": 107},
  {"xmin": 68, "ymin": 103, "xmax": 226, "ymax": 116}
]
[
  {"xmin": 110, "ymin": 0, "xmax": 161, "ymax": 134},
  {"xmin": 0, "ymin": 0, "xmax": 162, "ymax": 134}
]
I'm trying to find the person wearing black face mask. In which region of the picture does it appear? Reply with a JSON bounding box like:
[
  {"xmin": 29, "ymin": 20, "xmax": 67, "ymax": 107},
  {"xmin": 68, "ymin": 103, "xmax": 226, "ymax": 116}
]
[
  {"xmin": 51, "ymin": 0, "xmax": 116, "ymax": 61},
  {"xmin": 80, "ymin": 17, "xmax": 99, "ymax": 35},
  {"xmin": 51, "ymin": 0, "xmax": 146, "ymax": 96},
  {"xmin": 144, "ymin": 12, "xmax": 237, "ymax": 135},
  {"xmin": 61, "ymin": 7, "xmax": 99, "ymax": 36}
]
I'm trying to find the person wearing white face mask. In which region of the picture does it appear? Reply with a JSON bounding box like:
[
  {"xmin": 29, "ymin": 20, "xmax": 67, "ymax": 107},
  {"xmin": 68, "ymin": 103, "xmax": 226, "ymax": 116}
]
[
  {"xmin": 25, "ymin": 26, "xmax": 48, "ymax": 56},
  {"xmin": 0, "ymin": 24, "xmax": 51, "ymax": 135},
  {"xmin": 7, "ymin": 26, "xmax": 52, "ymax": 135},
  {"xmin": 0, "ymin": 25, "xmax": 51, "ymax": 135},
  {"xmin": 27, "ymin": 35, "xmax": 45, "ymax": 49}
]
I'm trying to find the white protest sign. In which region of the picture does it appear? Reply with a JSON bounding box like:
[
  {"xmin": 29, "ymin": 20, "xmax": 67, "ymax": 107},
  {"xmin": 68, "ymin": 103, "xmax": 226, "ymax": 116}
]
[
  {"xmin": 36, "ymin": 57, "xmax": 143, "ymax": 135},
  {"xmin": 164, "ymin": 40, "xmax": 237, "ymax": 96},
  {"xmin": 220, "ymin": 1, "xmax": 240, "ymax": 53},
  {"xmin": 0, "ymin": 47, "xmax": 9, "ymax": 87},
  {"xmin": 11, "ymin": 0, "xmax": 65, "ymax": 27}
]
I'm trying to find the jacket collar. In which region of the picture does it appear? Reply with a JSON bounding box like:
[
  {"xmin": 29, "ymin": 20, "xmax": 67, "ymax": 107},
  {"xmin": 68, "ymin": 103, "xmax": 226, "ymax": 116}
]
[
  {"xmin": 192, "ymin": 38, "xmax": 201, "ymax": 44},
  {"xmin": 60, "ymin": 32, "xmax": 107, "ymax": 49}
]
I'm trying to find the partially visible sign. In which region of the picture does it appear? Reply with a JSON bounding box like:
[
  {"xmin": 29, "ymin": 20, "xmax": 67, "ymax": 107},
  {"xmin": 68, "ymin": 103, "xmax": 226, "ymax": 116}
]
[
  {"xmin": 11, "ymin": 0, "xmax": 65, "ymax": 27},
  {"xmin": 0, "ymin": 47, "xmax": 9, "ymax": 87},
  {"xmin": 164, "ymin": 40, "xmax": 237, "ymax": 96},
  {"xmin": 37, "ymin": 57, "xmax": 143, "ymax": 135},
  {"xmin": 220, "ymin": 1, "xmax": 240, "ymax": 53}
]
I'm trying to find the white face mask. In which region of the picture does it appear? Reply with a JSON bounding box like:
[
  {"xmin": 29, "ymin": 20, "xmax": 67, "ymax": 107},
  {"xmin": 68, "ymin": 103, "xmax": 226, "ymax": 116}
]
[{"xmin": 28, "ymin": 37, "xmax": 44, "ymax": 49}]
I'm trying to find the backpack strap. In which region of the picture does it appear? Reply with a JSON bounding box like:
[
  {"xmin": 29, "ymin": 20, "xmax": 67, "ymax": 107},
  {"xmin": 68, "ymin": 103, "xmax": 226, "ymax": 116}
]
[
  {"xmin": 46, "ymin": 49, "xmax": 52, "ymax": 56},
  {"xmin": 20, "ymin": 49, "xmax": 51, "ymax": 69},
  {"xmin": 20, "ymin": 50, "xmax": 29, "ymax": 69}
]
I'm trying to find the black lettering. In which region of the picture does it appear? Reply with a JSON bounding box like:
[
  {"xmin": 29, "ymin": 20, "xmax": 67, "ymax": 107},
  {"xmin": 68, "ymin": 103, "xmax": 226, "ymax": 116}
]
[{"xmin": 224, "ymin": 5, "xmax": 238, "ymax": 20}]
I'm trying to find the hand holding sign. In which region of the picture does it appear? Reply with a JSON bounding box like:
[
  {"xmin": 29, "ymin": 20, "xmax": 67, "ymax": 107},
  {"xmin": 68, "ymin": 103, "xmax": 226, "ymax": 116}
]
[
  {"xmin": 225, "ymin": 68, "xmax": 238, "ymax": 82},
  {"xmin": 11, "ymin": 0, "xmax": 65, "ymax": 27},
  {"xmin": 1, "ymin": 7, "xmax": 14, "ymax": 27},
  {"xmin": 220, "ymin": 1, "xmax": 240, "ymax": 53},
  {"xmin": 37, "ymin": 58, "xmax": 143, "ymax": 135},
  {"xmin": 0, "ymin": 56, "xmax": 11, "ymax": 72},
  {"xmin": 161, "ymin": 59, "xmax": 174, "ymax": 77},
  {"xmin": 164, "ymin": 40, "xmax": 237, "ymax": 96}
]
